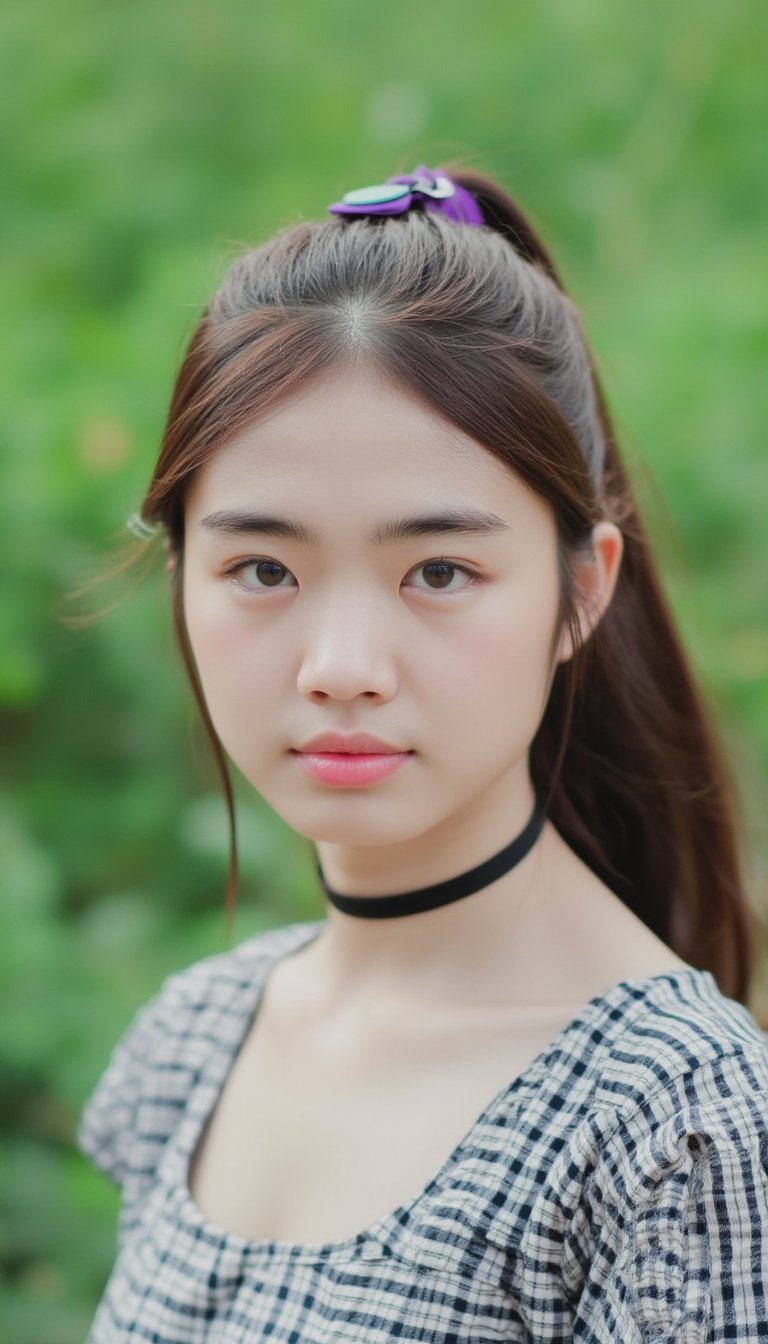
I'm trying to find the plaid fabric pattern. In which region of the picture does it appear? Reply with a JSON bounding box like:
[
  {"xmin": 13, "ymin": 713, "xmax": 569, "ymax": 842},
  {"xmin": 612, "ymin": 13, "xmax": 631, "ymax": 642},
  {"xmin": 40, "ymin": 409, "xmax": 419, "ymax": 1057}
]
[{"xmin": 79, "ymin": 919, "xmax": 768, "ymax": 1342}]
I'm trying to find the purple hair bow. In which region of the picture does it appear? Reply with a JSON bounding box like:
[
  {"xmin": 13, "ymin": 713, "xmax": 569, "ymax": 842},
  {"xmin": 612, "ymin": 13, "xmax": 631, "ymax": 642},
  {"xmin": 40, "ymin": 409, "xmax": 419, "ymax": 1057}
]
[{"xmin": 328, "ymin": 166, "xmax": 484, "ymax": 227}]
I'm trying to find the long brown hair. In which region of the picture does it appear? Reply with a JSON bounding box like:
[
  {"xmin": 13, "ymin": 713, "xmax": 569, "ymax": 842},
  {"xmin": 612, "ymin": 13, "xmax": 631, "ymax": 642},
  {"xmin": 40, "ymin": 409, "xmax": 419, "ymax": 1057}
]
[{"xmin": 141, "ymin": 166, "xmax": 756, "ymax": 1002}]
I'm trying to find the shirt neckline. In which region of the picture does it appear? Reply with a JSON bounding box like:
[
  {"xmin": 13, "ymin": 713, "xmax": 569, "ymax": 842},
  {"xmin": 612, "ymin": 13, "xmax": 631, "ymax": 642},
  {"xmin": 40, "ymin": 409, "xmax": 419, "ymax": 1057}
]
[{"xmin": 166, "ymin": 921, "xmax": 715, "ymax": 1265}]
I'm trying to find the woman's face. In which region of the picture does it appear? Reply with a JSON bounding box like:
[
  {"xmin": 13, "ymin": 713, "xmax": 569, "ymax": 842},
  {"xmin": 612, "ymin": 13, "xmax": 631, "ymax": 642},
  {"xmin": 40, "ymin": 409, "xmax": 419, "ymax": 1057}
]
[{"xmin": 182, "ymin": 365, "xmax": 567, "ymax": 858}]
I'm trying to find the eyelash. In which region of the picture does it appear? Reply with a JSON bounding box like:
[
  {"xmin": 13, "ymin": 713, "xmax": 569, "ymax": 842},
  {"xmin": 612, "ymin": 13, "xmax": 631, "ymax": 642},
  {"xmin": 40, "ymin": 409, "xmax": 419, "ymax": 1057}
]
[{"xmin": 223, "ymin": 556, "xmax": 483, "ymax": 596}]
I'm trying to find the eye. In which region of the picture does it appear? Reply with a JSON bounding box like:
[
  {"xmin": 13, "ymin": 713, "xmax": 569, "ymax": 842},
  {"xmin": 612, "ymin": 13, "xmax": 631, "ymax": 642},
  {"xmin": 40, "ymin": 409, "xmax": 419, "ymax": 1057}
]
[
  {"xmin": 227, "ymin": 558, "xmax": 296, "ymax": 591},
  {"xmin": 405, "ymin": 560, "xmax": 480, "ymax": 593}
]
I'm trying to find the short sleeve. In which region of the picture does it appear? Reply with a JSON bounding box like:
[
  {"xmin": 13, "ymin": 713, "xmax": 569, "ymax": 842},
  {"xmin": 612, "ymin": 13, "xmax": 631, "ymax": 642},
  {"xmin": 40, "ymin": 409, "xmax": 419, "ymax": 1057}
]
[
  {"xmin": 572, "ymin": 1051, "xmax": 768, "ymax": 1343},
  {"xmin": 77, "ymin": 972, "xmax": 187, "ymax": 1190}
]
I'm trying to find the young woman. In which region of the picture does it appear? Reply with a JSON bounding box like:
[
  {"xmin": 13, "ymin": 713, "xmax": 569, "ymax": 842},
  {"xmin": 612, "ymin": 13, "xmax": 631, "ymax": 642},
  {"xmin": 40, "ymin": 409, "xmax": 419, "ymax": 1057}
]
[{"xmin": 78, "ymin": 165, "xmax": 768, "ymax": 1342}]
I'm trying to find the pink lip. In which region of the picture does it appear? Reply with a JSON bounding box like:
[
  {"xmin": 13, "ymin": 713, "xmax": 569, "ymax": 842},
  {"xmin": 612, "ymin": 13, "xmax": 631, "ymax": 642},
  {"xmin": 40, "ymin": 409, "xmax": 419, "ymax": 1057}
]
[
  {"xmin": 293, "ymin": 751, "xmax": 412, "ymax": 787},
  {"xmin": 291, "ymin": 732, "xmax": 413, "ymax": 788},
  {"xmin": 295, "ymin": 732, "xmax": 406, "ymax": 754}
]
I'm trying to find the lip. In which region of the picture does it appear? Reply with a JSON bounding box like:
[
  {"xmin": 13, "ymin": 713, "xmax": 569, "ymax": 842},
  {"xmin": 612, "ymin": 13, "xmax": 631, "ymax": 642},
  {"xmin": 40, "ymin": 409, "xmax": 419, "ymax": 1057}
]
[
  {"xmin": 293, "ymin": 732, "xmax": 407, "ymax": 754},
  {"xmin": 292, "ymin": 751, "xmax": 412, "ymax": 788},
  {"xmin": 291, "ymin": 732, "xmax": 414, "ymax": 788}
]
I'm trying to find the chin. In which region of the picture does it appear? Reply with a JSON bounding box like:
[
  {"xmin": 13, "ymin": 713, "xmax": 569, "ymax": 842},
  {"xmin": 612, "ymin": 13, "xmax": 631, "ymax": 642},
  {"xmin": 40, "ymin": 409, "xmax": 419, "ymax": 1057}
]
[{"xmin": 272, "ymin": 797, "xmax": 435, "ymax": 850}]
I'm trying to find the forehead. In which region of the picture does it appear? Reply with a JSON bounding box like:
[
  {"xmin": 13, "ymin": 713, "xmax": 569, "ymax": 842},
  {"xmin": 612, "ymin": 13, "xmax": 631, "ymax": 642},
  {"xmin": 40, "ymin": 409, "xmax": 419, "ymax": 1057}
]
[{"xmin": 184, "ymin": 365, "xmax": 544, "ymax": 526}]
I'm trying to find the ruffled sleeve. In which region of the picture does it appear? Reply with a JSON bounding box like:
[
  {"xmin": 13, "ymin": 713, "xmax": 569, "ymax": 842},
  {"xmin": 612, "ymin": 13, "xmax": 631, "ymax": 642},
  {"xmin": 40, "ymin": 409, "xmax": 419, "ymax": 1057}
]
[
  {"xmin": 75, "ymin": 926, "xmax": 304, "ymax": 1246},
  {"xmin": 572, "ymin": 1050, "xmax": 768, "ymax": 1342},
  {"xmin": 76, "ymin": 963, "xmax": 204, "ymax": 1246},
  {"xmin": 77, "ymin": 984, "xmax": 173, "ymax": 1188}
]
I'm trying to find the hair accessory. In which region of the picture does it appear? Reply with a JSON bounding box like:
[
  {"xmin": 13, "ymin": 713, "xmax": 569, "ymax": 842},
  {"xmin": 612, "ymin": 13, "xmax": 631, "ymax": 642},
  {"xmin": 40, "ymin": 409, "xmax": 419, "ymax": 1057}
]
[
  {"xmin": 315, "ymin": 798, "xmax": 545, "ymax": 919},
  {"xmin": 126, "ymin": 511, "xmax": 159, "ymax": 540},
  {"xmin": 328, "ymin": 166, "xmax": 484, "ymax": 227}
]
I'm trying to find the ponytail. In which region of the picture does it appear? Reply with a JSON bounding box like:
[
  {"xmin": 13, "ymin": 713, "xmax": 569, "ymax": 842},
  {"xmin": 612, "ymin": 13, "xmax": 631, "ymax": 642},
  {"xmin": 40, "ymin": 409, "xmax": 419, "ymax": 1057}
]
[{"xmin": 448, "ymin": 166, "xmax": 755, "ymax": 1001}]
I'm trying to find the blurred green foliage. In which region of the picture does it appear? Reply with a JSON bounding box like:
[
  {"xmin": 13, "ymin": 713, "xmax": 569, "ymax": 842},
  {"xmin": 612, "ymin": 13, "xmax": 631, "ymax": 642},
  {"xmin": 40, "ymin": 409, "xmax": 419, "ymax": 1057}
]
[{"xmin": 2, "ymin": 0, "xmax": 767, "ymax": 1337}]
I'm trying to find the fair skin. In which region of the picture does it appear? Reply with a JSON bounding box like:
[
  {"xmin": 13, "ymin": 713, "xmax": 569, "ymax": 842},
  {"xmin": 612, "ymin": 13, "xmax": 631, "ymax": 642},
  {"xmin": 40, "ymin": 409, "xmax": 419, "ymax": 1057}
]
[{"xmin": 181, "ymin": 364, "xmax": 688, "ymax": 1242}]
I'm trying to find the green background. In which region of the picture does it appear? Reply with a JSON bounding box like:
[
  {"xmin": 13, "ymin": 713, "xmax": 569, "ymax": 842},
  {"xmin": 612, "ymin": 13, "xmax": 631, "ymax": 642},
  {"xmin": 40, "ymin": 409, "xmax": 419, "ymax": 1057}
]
[{"xmin": 3, "ymin": 1, "xmax": 767, "ymax": 1337}]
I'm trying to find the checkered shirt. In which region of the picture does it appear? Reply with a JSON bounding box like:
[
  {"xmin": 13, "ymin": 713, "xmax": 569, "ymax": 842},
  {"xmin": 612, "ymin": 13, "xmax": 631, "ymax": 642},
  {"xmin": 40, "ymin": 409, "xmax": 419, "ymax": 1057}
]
[{"xmin": 78, "ymin": 919, "xmax": 768, "ymax": 1341}]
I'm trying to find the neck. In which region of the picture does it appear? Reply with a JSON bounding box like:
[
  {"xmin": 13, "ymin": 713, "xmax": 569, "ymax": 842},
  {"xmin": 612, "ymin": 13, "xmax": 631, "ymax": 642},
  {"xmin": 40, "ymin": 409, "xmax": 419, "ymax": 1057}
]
[{"xmin": 309, "ymin": 781, "xmax": 545, "ymax": 998}]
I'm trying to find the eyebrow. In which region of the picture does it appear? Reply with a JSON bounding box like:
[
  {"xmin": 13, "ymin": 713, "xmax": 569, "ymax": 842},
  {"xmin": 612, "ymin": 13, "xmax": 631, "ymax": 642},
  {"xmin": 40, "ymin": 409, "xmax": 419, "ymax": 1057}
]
[{"xmin": 199, "ymin": 507, "xmax": 512, "ymax": 546}]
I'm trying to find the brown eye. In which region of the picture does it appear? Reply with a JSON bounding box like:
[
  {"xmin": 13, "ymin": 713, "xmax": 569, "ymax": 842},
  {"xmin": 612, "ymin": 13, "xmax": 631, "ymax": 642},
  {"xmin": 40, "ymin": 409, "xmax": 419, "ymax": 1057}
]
[
  {"xmin": 421, "ymin": 562, "xmax": 456, "ymax": 588},
  {"xmin": 406, "ymin": 560, "xmax": 480, "ymax": 594},
  {"xmin": 233, "ymin": 559, "xmax": 293, "ymax": 590},
  {"xmin": 255, "ymin": 561, "xmax": 287, "ymax": 586}
]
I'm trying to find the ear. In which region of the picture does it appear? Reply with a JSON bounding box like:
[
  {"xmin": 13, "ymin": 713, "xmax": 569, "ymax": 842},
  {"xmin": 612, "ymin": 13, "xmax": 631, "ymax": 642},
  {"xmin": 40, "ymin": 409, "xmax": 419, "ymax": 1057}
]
[
  {"xmin": 163, "ymin": 535, "xmax": 178, "ymax": 575},
  {"xmin": 556, "ymin": 521, "xmax": 623, "ymax": 663}
]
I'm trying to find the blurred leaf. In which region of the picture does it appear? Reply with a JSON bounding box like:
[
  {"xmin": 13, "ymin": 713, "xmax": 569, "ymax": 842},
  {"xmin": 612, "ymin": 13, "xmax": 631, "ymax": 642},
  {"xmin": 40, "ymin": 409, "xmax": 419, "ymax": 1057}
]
[{"xmin": 2, "ymin": 0, "xmax": 766, "ymax": 1335}]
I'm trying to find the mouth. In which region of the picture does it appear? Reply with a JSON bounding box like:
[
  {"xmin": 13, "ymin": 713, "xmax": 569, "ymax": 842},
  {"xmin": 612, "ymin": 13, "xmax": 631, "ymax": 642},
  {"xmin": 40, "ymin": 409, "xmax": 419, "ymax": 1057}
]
[
  {"xmin": 294, "ymin": 732, "xmax": 409, "ymax": 755},
  {"xmin": 291, "ymin": 748, "xmax": 414, "ymax": 788}
]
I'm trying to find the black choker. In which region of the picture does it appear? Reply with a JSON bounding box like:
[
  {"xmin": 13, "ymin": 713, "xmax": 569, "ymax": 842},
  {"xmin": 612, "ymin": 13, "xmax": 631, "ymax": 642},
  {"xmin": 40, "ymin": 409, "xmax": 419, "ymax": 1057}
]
[{"xmin": 315, "ymin": 800, "xmax": 546, "ymax": 919}]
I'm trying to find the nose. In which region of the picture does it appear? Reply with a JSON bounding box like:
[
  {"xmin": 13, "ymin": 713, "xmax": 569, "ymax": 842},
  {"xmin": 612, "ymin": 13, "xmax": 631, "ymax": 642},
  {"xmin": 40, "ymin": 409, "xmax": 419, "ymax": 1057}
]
[{"xmin": 295, "ymin": 592, "xmax": 399, "ymax": 704}]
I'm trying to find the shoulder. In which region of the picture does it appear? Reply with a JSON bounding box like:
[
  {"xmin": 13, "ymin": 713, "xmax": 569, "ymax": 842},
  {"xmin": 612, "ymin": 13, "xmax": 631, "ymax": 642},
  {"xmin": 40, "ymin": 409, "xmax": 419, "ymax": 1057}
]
[
  {"xmin": 506, "ymin": 966, "xmax": 768, "ymax": 1208},
  {"xmin": 584, "ymin": 969, "xmax": 768, "ymax": 1189},
  {"xmin": 586, "ymin": 966, "xmax": 768, "ymax": 1116},
  {"xmin": 159, "ymin": 917, "xmax": 324, "ymax": 1004},
  {"xmin": 560, "ymin": 966, "xmax": 768, "ymax": 1184},
  {"xmin": 559, "ymin": 971, "xmax": 768, "ymax": 1339},
  {"xmin": 148, "ymin": 918, "xmax": 323, "ymax": 1031},
  {"xmin": 76, "ymin": 919, "xmax": 323, "ymax": 1190},
  {"xmin": 110, "ymin": 917, "xmax": 323, "ymax": 1067}
]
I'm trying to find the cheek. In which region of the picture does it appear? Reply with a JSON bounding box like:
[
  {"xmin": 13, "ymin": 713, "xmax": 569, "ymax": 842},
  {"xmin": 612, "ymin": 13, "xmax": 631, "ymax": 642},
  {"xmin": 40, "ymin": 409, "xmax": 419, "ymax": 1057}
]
[
  {"xmin": 184, "ymin": 584, "xmax": 233, "ymax": 678},
  {"xmin": 182, "ymin": 577, "xmax": 281, "ymax": 714},
  {"xmin": 458, "ymin": 584, "xmax": 558, "ymax": 688},
  {"xmin": 434, "ymin": 585, "xmax": 559, "ymax": 750}
]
